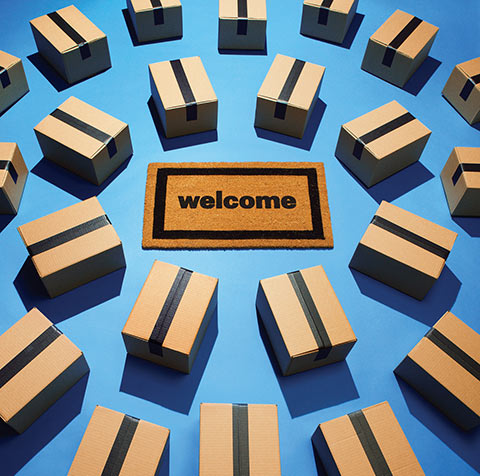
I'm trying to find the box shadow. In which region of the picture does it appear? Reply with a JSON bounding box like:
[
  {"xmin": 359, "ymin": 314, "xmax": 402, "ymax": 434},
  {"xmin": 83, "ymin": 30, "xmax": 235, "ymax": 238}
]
[
  {"xmin": 403, "ymin": 57, "xmax": 442, "ymax": 96},
  {"xmin": 218, "ymin": 39, "xmax": 267, "ymax": 56},
  {"xmin": 0, "ymin": 214, "xmax": 16, "ymax": 233},
  {"xmin": 452, "ymin": 217, "xmax": 480, "ymax": 237}
]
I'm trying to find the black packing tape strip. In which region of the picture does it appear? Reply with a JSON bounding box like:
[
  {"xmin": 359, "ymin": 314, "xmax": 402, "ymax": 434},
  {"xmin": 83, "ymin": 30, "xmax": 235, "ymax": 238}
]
[
  {"xmin": 47, "ymin": 11, "xmax": 92, "ymax": 60},
  {"xmin": 274, "ymin": 59, "xmax": 306, "ymax": 120},
  {"xmin": 0, "ymin": 67, "xmax": 11, "ymax": 88},
  {"xmin": 0, "ymin": 160, "xmax": 18, "ymax": 184},
  {"xmin": 101, "ymin": 414, "xmax": 139, "ymax": 476},
  {"xmin": 452, "ymin": 163, "xmax": 480, "ymax": 186},
  {"xmin": 170, "ymin": 59, "xmax": 198, "ymax": 122},
  {"xmin": 459, "ymin": 73, "xmax": 480, "ymax": 101},
  {"xmin": 50, "ymin": 108, "xmax": 118, "ymax": 158},
  {"xmin": 317, "ymin": 0, "xmax": 333, "ymax": 25},
  {"xmin": 151, "ymin": 0, "xmax": 164, "ymax": 25},
  {"xmin": 353, "ymin": 112, "xmax": 415, "ymax": 160},
  {"xmin": 232, "ymin": 404, "xmax": 250, "ymax": 476},
  {"xmin": 426, "ymin": 327, "xmax": 480, "ymax": 381},
  {"xmin": 381, "ymin": 16, "xmax": 422, "ymax": 67},
  {"xmin": 288, "ymin": 271, "xmax": 332, "ymax": 360},
  {"xmin": 237, "ymin": 0, "xmax": 248, "ymax": 35},
  {"xmin": 0, "ymin": 325, "xmax": 62, "ymax": 389},
  {"xmin": 148, "ymin": 267, "xmax": 193, "ymax": 356},
  {"xmin": 371, "ymin": 215, "xmax": 451, "ymax": 260},
  {"xmin": 27, "ymin": 214, "xmax": 111, "ymax": 257},
  {"xmin": 348, "ymin": 410, "xmax": 393, "ymax": 476}
]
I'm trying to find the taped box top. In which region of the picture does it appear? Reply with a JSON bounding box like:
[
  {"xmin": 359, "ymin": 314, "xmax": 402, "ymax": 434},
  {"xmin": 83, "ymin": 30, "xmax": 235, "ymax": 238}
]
[
  {"xmin": 303, "ymin": 0, "xmax": 355, "ymax": 14},
  {"xmin": 130, "ymin": 0, "xmax": 181, "ymax": 13},
  {"xmin": 0, "ymin": 50, "xmax": 20, "ymax": 70},
  {"xmin": 219, "ymin": 0, "xmax": 267, "ymax": 20}
]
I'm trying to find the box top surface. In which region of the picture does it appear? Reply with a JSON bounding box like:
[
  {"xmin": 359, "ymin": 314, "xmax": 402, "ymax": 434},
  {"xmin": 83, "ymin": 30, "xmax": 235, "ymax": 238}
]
[
  {"xmin": 68, "ymin": 405, "xmax": 170, "ymax": 476},
  {"xmin": 34, "ymin": 96, "xmax": 127, "ymax": 160},
  {"xmin": 131, "ymin": 0, "xmax": 181, "ymax": 12},
  {"xmin": 457, "ymin": 56, "xmax": 480, "ymax": 79},
  {"xmin": 149, "ymin": 56, "xmax": 217, "ymax": 110},
  {"xmin": 30, "ymin": 5, "xmax": 106, "ymax": 54},
  {"xmin": 122, "ymin": 260, "xmax": 218, "ymax": 355},
  {"xmin": 0, "ymin": 308, "xmax": 83, "ymax": 423},
  {"xmin": 370, "ymin": 9, "xmax": 438, "ymax": 60},
  {"xmin": 219, "ymin": 0, "xmax": 267, "ymax": 20},
  {"xmin": 257, "ymin": 54, "xmax": 325, "ymax": 110},
  {"xmin": 260, "ymin": 265, "xmax": 356, "ymax": 357},
  {"xmin": 303, "ymin": 0, "xmax": 355, "ymax": 14},
  {"xmin": 0, "ymin": 50, "xmax": 20, "ymax": 69}
]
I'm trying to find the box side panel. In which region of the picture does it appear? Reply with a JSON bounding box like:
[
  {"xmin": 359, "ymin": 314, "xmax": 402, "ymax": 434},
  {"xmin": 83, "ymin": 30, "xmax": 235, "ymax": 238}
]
[
  {"xmin": 311, "ymin": 425, "xmax": 341, "ymax": 476},
  {"xmin": 0, "ymin": 59, "xmax": 29, "ymax": 113},
  {"xmin": 135, "ymin": 6, "xmax": 182, "ymax": 43},
  {"xmin": 218, "ymin": 18, "xmax": 266, "ymax": 50}
]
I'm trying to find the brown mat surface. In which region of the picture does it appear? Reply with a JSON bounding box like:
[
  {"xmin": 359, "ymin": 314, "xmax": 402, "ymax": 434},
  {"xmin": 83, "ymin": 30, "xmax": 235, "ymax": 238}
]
[{"xmin": 143, "ymin": 162, "xmax": 333, "ymax": 249}]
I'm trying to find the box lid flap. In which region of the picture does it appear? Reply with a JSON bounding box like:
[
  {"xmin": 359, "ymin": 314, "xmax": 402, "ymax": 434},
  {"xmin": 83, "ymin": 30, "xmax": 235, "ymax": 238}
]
[
  {"xmin": 457, "ymin": 56, "xmax": 480, "ymax": 79},
  {"xmin": 304, "ymin": 0, "xmax": 355, "ymax": 14},
  {"xmin": 131, "ymin": 0, "xmax": 181, "ymax": 12},
  {"xmin": 0, "ymin": 50, "xmax": 20, "ymax": 70},
  {"xmin": 219, "ymin": 0, "xmax": 267, "ymax": 20}
]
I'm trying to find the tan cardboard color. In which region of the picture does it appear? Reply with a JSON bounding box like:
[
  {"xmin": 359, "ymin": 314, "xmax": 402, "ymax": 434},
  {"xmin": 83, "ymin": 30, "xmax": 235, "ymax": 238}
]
[
  {"xmin": 34, "ymin": 96, "xmax": 133, "ymax": 185},
  {"xmin": 122, "ymin": 260, "xmax": 218, "ymax": 373},
  {"xmin": 335, "ymin": 100, "xmax": 431, "ymax": 187},
  {"xmin": 17, "ymin": 197, "xmax": 126, "ymax": 298},
  {"xmin": 349, "ymin": 201, "xmax": 457, "ymax": 300},
  {"xmin": 0, "ymin": 308, "xmax": 89, "ymax": 433},
  {"xmin": 0, "ymin": 50, "xmax": 29, "ymax": 114},
  {"xmin": 0, "ymin": 142, "xmax": 28, "ymax": 215},
  {"xmin": 68, "ymin": 405, "xmax": 170, "ymax": 476},
  {"xmin": 199, "ymin": 403, "xmax": 281, "ymax": 476}
]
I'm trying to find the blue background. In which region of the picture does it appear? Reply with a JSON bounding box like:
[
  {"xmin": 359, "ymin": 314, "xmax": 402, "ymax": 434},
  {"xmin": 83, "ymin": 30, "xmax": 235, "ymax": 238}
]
[{"xmin": 1, "ymin": 0, "xmax": 479, "ymax": 474}]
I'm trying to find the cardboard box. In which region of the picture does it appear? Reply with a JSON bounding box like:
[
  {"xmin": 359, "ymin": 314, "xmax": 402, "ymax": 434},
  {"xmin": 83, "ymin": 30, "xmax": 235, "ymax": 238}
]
[
  {"xmin": 312, "ymin": 401, "xmax": 424, "ymax": 475},
  {"xmin": 349, "ymin": 201, "xmax": 457, "ymax": 300},
  {"xmin": 218, "ymin": 0, "xmax": 267, "ymax": 50},
  {"xmin": 361, "ymin": 9, "xmax": 438, "ymax": 88},
  {"xmin": 68, "ymin": 405, "xmax": 170, "ymax": 476},
  {"xmin": 255, "ymin": 53, "xmax": 325, "ymax": 138},
  {"xmin": 127, "ymin": 0, "xmax": 182, "ymax": 43},
  {"xmin": 395, "ymin": 311, "xmax": 480, "ymax": 430},
  {"xmin": 441, "ymin": 147, "xmax": 480, "ymax": 216},
  {"xmin": 0, "ymin": 50, "xmax": 29, "ymax": 114},
  {"xmin": 257, "ymin": 265, "xmax": 356, "ymax": 376},
  {"xmin": 442, "ymin": 57, "xmax": 480, "ymax": 125},
  {"xmin": 122, "ymin": 260, "xmax": 218, "ymax": 373},
  {"xmin": 0, "ymin": 142, "xmax": 28, "ymax": 214},
  {"xmin": 335, "ymin": 100, "xmax": 431, "ymax": 187},
  {"xmin": 34, "ymin": 96, "xmax": 133, "ymax": 186},
  {"xmin": 30, "ymin": 5, "xmax": 111, "ymax": 85},
  {"xmin": 0, "ymin": 308, "xmax": 89, "ymax": 433},
  {"xmin": 17, "ymin": 197, "xmax": 126, "ymax": 298},
  {"xmin": 200, "ymin": 403, "xmax": 281, "ymax": 476},
  {"xmin": 149, "ymin": 56, "xmax": 218, "ymax": 138},
  {"xmin": 300, "ymin": 0, "xmax": 358, "ymax": 45}
]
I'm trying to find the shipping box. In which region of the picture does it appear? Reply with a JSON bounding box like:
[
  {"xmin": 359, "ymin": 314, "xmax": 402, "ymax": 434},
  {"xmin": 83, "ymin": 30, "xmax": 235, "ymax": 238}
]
[
  {"xmin": 0, "ymin": 50, "xmax": 29, "ymax": 114},
  {"xmin": 0, "ymin": 142, "xmax": 28, "ymax": 214}
]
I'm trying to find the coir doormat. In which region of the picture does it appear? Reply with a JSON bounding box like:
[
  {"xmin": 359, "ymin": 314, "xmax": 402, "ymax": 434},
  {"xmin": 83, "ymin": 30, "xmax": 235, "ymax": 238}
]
[{"xmin": 143, "ymin": 162, "xmax": 333, "ymax": 249}]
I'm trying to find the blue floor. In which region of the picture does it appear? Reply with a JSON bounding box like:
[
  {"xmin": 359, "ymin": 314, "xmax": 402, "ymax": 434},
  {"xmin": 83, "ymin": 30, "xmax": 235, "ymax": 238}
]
[{"xmin": 1, "ymin": 0, "xmax": 479, "ymax": 474}]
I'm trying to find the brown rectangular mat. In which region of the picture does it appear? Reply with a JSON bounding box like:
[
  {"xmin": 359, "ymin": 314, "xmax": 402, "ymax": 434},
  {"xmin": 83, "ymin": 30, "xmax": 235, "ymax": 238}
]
[{"xmin": 143, "ymin": 162, "xmax": 333, "ymax": 249}]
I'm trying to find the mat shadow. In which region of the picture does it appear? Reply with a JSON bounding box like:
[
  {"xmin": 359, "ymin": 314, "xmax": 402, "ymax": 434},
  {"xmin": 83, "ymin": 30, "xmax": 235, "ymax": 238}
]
[
  {"xmin": 452, "ymin": 217, "xmax": 480, "ymax": 237},
  {"xmin": 0, "ymin": 214, "xmax": 15, "ymax": 233},
  {"xmin": 0, "ymin": 373, "xmax": 88, "ymax": 476},
  {"xmin": 255, "ymin": 98, "xmax": 326, "ymax": 151},
  {"xmin": 31, "ymin": 155, "xmax": 133, "ymax": 200},
  {"xmin": 218, "ymin": 40, "xmax": 267, "ymax": 55},
  {"xmin": 147, "ymin": 97, "xmax": 218, "ymax": 151},
  {"xmin": 403, "ymin": 57, "xmax": 442, "ymax": 96},
  {"xmin": 396, "ymin": 376, "xmax": 480, "ymax": 473},
  {"xmin": 257, "ymin": 312, "xmax": 359, "ymax": 418},
  {"xmin": 350, "ymin": 266, "xmax": 461, "ymax": 326},
  {"xmin": 14, "ymin": 258, "xmax": 125, "ymax": 322},
  {"xmin": 120, "ymin": 308, "xmax": 218, "ymax": 415}
]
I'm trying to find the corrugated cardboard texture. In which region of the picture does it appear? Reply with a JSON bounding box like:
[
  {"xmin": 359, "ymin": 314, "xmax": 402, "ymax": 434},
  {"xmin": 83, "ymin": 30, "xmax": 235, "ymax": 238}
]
[
  {"xmin": 0, "ymin": 308, "xmax": 88, "ymax": 433},
  {"xmin": 199, "ymin": 403, "xmax": 281, "ymax": 476},
  {"xmin": 350, "ymin": 201, "xmax": 457, "ymax": 299},
  {"xmin": 122, "ymin": 260, "xmax": 218, "ymax": 373},
  {"xmin": 17, "ymin": 196, "xmax": 125, "ymax": 297},
  {"xmin": 336, "ymin": 100, "xmax": 431, "ymax": 187},
  {"xmin": 34, "ymin": 96, "xmax": 133, "ymax": 185},
  {"xmin": 0, "ymin": 142, "xmax": 28, "ymax": 214},
  {"xmin": 143, "ymin": 162, "xmax": 333, "ymax": 249},
  {"xmin": 68, "ymin": 405, "xmax": 170, "ymax": 476},
  {"xmin": 0, "ymin": 50, "xmax": 29, "ymax": 114}
]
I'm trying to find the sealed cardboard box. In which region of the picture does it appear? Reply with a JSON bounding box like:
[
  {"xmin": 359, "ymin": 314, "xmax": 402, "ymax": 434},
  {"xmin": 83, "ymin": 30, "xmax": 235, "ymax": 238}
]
[
  {"xmin": 200, "ymin": 403, "xmax": 281, "ymax": 476},
  {"xmin": 300, "ymin": 0, "xmax": 358, "ymax": 45},
  {"xmin": 0, "ymin": 142, "xmax": 28, "ymax": 214},
  {"xmin": 442, "ymin": 57, "xmax": 480, "ymax": 125},
  {"xmin": 127, "ymin": 0, "xmax": 182, "ymax": 43},
  {"xmin": 312, "ymin": 401, "xmax": 424, "ymax": 475},
  {"xmin": 122, "ymin": 260, "xmax": 218, "ymax": 373},
  {"xmin": 17, "ymin": 197, "xmax": 126, "ymax": 298},
  {"xmin": 395, "ymin": 311, "xmax": 480, "ymax": 430},
  {"xmin": 30, "ymin": 5, "xmax": 111, "ymax": 85},
  {"xmin": 0, "ymin": 50, "xmax": 29, "ymax": 114},
  {"xmin": 34, "ymin": 96, "xmax": 133, "ymax": 186},
  {"xmin": 218, "ymin": 0, "xmax": 267, "ymax": 50},
  {"xmin": 335, "ymin": 100, "xmax": 431, "ymax": 187},
  {"xmin": 255, "ymin": 53, "xmax": 325, "ymax": 138},
  {"xmin": 441, "ymin": 147, "xmax": 480, "ymax": 216},
  {"xmin": 361, "ymin": 10, "xmax": 438, "ymax": 88},
  {"xmin": 257, "ymin": 265, "xmax": 356, "ymax": 376},
  {"xmin": 0, "ymin": 308, "xmax": 89, "ymax": 433},
  {"xmin": 68, "ymin": 405, "xmax": 170, "ymax": 476},
  {"xmin": 349, "ymin": 201, "xmax": 457, "ymax": 300},
  {"xmin": 149, "ymin": 56, "xmax": 218, "ymax": 138}
]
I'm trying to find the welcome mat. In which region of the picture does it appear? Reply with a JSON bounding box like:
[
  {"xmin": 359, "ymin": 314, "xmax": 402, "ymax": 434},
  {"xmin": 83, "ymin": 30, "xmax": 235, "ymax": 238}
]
[{"xmin": 143, "ymin": 162, "xmax": 333, "ymax": 249}]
